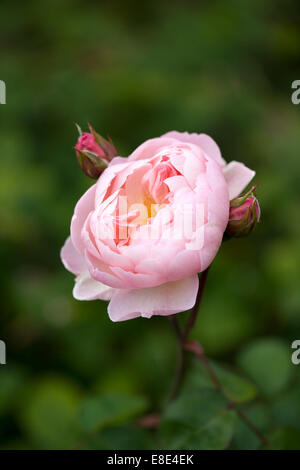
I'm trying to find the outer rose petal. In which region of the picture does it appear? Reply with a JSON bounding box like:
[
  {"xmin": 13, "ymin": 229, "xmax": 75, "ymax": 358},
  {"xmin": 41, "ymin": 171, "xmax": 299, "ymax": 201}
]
[
  {"xmin": 107, "ymin": 275, "xmax": 199, "ymax": 322},
  {"xmin": 128, "ymin": 137, "xmax": 179, "ymax": 161},
  {"xmin": 71, "ymin": 183, "xmax": 97, "ymax": 256},
  {"xmin": 163, "ymin": 131, "xmax": 226, "ymax": 167},
  {"xmin": 223, "ymin": 161, "xmax": 255, "ymax": 200},
  {"xmin": 73, "ymin": 270, "xmax": 115, "ymax": 301},
  {"xmin": 60, "ymin": 236, "xmax": 86, "ymax": 275}
]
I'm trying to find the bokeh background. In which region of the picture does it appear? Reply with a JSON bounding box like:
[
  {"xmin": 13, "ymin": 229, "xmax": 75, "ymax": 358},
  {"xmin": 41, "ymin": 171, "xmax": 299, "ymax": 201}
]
[{"xmin": 1, "ymin": 0, "xmax": 300, "ymax": 450}]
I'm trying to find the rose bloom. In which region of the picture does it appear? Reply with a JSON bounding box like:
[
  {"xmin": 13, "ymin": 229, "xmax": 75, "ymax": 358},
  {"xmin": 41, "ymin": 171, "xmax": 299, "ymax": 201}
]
[{"xmin": 61, "ymin": 131, "xmax": 255, "ymax": 321}]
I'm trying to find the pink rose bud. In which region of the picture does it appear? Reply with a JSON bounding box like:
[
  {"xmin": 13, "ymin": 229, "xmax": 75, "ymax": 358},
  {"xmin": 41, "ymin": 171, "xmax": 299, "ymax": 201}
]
[
  {"xmin": 225, "ymin": 186, "xmax": 261, "ymax": 239},
  {"xmin": 74, "ymin": 124, "xmax": 118, "ymax": 179}
]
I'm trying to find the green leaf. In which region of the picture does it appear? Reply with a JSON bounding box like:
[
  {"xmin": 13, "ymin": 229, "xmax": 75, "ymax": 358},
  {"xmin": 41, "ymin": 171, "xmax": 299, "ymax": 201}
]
[
  {"xmin": 215, "ymin": 365, "xmax": 257, "ymax": 404},
  {"xmin": 231, "ymin": 403, "xmax": 271, "ymax": 450},
  {"xmin": 270, "ymin": 380, "xmax": 300, "ymax": 430},
  {"xmin": 79, "ymin": 393, "xmax": 148, "ymax": 433},
  {"xmin": 159, "ymin": 388, "xmax": 236, "ymax": 450},
  {"xmin": 237, "ymin": 338, "xmax": 293, "ymax": 396},
  {"xmin": 170, "ymin": 411, "xmax": 237, "ymax": 450},
  {"xmin": 162, "ymin": 389, "xmax": 227, "ymax": 427},
  {"xmin": 86, "ymin": 425, "xmax": 155, "ymax": 450},
  {"xmin": 185, "ymin": 360, "xmax": 257, "ymax": 404},
  {"xmin": 266, "ymin": 427, "xmax": 300, "ymax": 450}
]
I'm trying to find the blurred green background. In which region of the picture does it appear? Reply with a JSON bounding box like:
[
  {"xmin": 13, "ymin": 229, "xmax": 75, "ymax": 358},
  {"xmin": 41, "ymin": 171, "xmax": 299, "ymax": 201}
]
[{"xmin": 1, "ymin": 0, "xmax": 300, "ymax": 450}]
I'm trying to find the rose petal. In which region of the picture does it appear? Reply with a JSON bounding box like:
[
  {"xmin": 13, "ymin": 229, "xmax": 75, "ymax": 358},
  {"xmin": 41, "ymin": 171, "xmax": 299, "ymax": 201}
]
[
  {"xmin": 128, "ymin": 137, "xmax": 179, "ymax": 161},
  {"xmin": 73, "ymin": 270, "xmax": 114, "ymax": 301},
  {"xmin": 107, "ymin": 275, "xmax": 199, "ymax": 322},
  {"xmin": 60, "ymin": 236, "xmax": 86, "ymax": 275},
  {"xmin": 163, "ymin": 131, "xmax": 226, "ymax": 167},
  {"xmin": 223, "ymin": 161, "xmax": 255, "ymax": 200},
  {"xmin": 71, "ymin": 183, "xmax": 97, "ymax": 255},
  {"xmin": 199, "ymin": 223, "xmax": 224, "ymax": 272}
]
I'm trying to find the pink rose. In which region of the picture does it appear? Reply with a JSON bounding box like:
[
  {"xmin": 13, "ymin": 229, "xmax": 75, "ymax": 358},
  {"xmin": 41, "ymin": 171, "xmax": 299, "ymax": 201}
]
[{"xmin": 61, "ymin": 131, "xmax": 255, "ymax": 321}]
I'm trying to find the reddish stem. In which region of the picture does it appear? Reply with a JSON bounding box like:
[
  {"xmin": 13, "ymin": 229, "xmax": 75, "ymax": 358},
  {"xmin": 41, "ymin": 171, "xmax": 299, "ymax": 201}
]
[{"xmin": 168, "ymin": 268, "xmax": 270, "ymax": 448}]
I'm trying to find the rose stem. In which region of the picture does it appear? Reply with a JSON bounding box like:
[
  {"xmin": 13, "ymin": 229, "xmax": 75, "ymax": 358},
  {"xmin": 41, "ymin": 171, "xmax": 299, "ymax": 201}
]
[
  {"xmin": 182, "ymin": 267, "xmax": 210, "ymax": 343},
  {"xmin": 167, "ymin": 268, "xmax": 210, "ymax": 401},
  {"xmin": 168, "ymin": 267, "xmax": 270, "ymax": 447},
  {"xmin": 168, "ymin": 316, "xmax": 185, "ymax": 401}
]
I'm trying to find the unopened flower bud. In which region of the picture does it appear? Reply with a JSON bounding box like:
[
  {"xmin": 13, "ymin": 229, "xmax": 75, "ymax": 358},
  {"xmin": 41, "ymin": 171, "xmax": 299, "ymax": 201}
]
[
  {"xmin": 224, "ymin": 186, "xmax": 261, "ymax": 239},
  {"xmin": 74, "ymin": 124, "xmax": 118, "ymax": 179}
]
